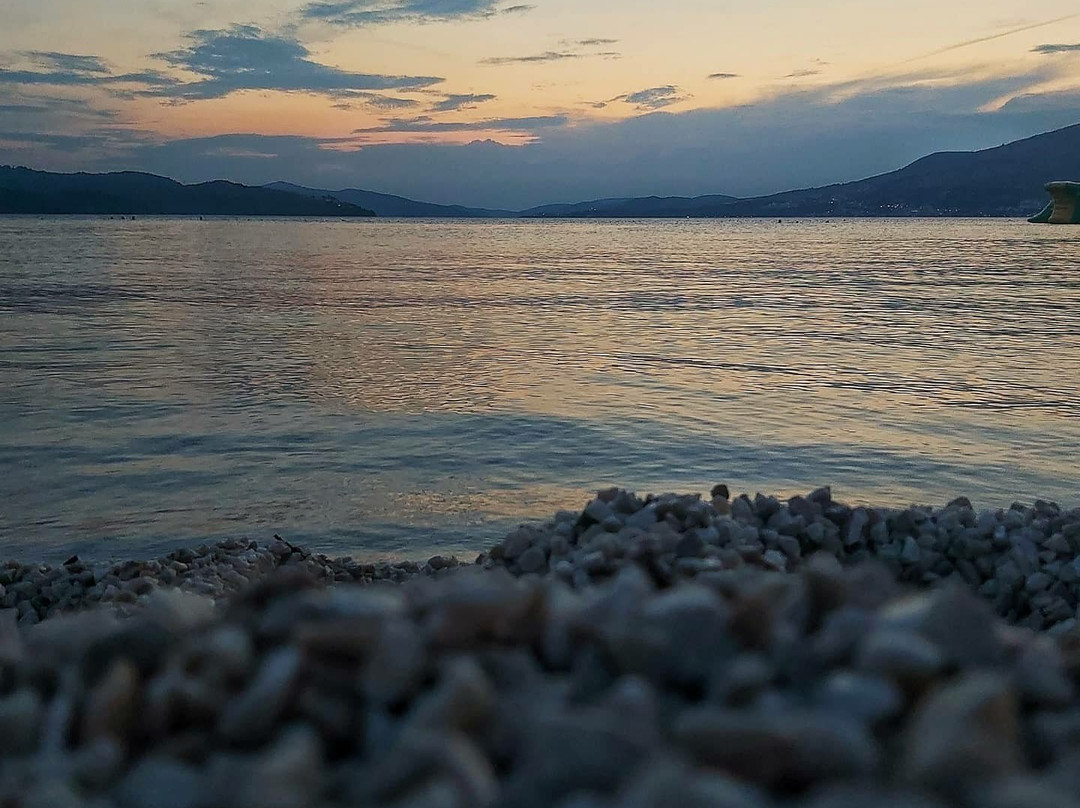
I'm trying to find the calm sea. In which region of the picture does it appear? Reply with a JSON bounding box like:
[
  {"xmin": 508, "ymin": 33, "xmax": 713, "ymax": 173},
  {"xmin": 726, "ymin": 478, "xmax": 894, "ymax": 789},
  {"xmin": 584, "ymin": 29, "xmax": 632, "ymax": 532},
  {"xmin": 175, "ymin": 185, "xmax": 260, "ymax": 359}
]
[{"xmin": 2, "ymin": 217, "xmax": 1079, "ymax": 562}]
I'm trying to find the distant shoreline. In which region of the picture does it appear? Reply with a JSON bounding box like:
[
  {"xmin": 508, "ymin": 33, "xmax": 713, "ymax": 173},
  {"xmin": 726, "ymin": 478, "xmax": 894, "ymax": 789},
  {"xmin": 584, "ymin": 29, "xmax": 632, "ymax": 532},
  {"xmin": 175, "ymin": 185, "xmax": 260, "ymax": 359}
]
[
  {"xmin": 0, "ymin": 212, "xmax": 1045, "ymax": 220},
  {"xmin": 5, "ymin": 121, "xmax": 1077, "ymax": 218}
]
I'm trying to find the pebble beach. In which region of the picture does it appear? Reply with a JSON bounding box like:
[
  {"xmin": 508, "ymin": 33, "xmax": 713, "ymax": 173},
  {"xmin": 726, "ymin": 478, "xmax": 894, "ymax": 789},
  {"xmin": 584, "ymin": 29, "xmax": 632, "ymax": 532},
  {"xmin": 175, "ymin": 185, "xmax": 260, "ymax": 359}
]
[{"xmin": 4, "ymin": 485, "xmax": 1080, "ymax": 807}]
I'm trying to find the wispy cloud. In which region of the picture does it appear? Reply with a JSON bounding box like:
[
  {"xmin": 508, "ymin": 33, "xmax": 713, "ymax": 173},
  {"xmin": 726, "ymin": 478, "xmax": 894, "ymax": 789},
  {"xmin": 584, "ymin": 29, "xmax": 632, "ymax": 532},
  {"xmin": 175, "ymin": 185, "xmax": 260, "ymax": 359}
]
[
  {"xmin": 0, "ymin": 90, "xmax": 119, "ymax": 119},
  {"xmin": 575, "ymin": 38, "xmax": 619, "ymax": 47},
  {"xmin": 150, "ymin": 25, "xmax": 442, "ymax": 101},
  {"xmin": 53, "ymin": 66, "xmax": 1080, "ymax": 209},
  {"xmin": 601, "ymin": 85, "xmax": 689, "ymax": 111},
  {"xmin": 24, "ymin": 52, "xmax": 111, "ymax": 74},
  {"xmin": 301, "ymin": 0, "xmax": 530, "ymax": 28},
  {"xmin": 430, "ymin": 92, "xmax": 496, "ymax": 112},
  {"xmin": 708, "ymin": 72, "xmax": 740, "ymax": 80},
  {"xmin": 1032, "ymin": 43, "xmax": 1080, "ymax": 54},
  {"xmin": 332, "ymin": 92, "xmax": 421, "ymax": 110},
  {"xmin": 0, "ymin": 52, "xmax": 177, "ymax": 95},
  {"xmin": 353, "ymin": 113, "xmax": 569, "ymax": 133},
  {"xmin": 482, "ymin": 49, "xmax": 620, "ymax": 65},
  {"xmin": 784, "ymin": 69, "xmax": 821, "ymax": 79},
  {"xmin": 901, "ymin": 13, "xmax": 1079, "ymax": 63},
  {"xmin": 0, "ymin": 126, "xmax": 150, "ymax": 152}
]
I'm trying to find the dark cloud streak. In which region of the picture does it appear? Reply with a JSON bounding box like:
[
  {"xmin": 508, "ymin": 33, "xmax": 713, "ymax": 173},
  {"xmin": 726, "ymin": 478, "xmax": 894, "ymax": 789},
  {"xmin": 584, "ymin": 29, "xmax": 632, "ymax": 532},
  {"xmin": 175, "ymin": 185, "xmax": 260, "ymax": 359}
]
[
  {"xmin": 300, "ymin": 0, "xmax": 529, "ymax": 28},
  {"xmin": 1033, "ymin": 43, "xmax": 1080, "ymax": 53},
  {"xmin": 430, "ymin": 92, "xmax": 496, "ymax": 111},
  {"xmin": 603, "ymin": 85, "xmax": 689, "ymax": 111},
  {"xmin": 482, "ymin": 50, "xmax": 620, "ymax": 65},
  {"xmin": 24, "ymin": 52, "xmax": 110, "ymax": 74},
  {"xmin": 353, "ymin": 113, "xmax": 569, "ymax": 133},
  {"xmin": 149, "ymin": 25, "xmax": 442, "ymax": 100}
]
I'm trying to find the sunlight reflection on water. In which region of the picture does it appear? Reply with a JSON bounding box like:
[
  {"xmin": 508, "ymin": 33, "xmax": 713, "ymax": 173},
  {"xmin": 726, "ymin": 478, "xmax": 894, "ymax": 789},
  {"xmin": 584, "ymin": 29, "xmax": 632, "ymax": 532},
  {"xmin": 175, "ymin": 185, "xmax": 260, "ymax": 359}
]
[{"xmin": 1, "ymin": 216, "xmax": 1079, "ymax": 561}]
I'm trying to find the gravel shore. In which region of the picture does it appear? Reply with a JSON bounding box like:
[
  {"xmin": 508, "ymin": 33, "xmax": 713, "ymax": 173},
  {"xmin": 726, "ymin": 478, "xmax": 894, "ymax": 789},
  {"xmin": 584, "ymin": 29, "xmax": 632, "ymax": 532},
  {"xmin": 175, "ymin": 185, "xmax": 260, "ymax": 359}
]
[{"xmin": 3, "ymin": 486, "xmax": 1080, "ymax": 807}]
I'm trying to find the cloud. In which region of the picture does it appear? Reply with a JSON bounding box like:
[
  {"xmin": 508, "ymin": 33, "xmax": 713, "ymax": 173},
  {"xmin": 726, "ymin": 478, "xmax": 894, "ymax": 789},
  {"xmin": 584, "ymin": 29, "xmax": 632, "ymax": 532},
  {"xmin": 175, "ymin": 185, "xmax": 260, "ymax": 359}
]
[
  {"xmin": 332, "ymin": 92, "xmax": 421, "ymax": 110},
  {"xmin": 353, "ymin": 114, "xmax": 569, "ymax": 133},
  {"xmin": 300, "ymin": 0, "xmax": 527, "ymax": 27},
  {"xmin": 482, "ymin": 50, "xmax": 620, "ymax": 65},
  {"xmin": 606, "ymin": 85, "xmax": 689, "ymax": 111},
  {"xmin": 0, "ymin": 54, "xmax": 177, "ymax": 94},
  {"xmin": 0, "ymin": 90, "xmax": 119, "ymax": 119},
  {"xmin": 1033, "ymin": 43, "xmax": 1080, "ymax": 54},
  {"xmin": 0, "ymin": 126, "xmax": 150, "ymax": 154},
  {"xmin": 784, "ymin": 69, "xmax": 822, "ymax": 78},
  {"xmin": 8, "ymin": 53, "xmax": 1080, "ymax": 212},
  {"xmin": 24, "ymin": 52, "xmax": 110, "ymax": 74},
  {"xmin": 86, "ymin": 62, "xmax": 1080, "ymax": 211},
  {"xmin": 902, "ymin": 13, "xmax": 1078, "ymax": 63},
  {"xmin": 708, "ymin": 72, "xmax": 740, "ymax": 80},
  {"xmin": 430, "ymin": 92, "xmax": 496, "ymax": 112},
  {"xmin": 150, "ymin": 25, "xmax": 442, "ymax": 101},
  {"xmin": 575, "ymin": 38, "xmax": 619, "ymax": 46}
]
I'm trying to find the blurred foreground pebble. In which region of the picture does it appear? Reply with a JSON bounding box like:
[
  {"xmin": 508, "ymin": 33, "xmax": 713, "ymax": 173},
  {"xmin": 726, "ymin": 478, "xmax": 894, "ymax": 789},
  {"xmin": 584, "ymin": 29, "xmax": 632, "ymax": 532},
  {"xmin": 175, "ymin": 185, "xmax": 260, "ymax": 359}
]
[{"xmin": 2, "ymin": 487, "xmax": 1080, "ymax": 807}]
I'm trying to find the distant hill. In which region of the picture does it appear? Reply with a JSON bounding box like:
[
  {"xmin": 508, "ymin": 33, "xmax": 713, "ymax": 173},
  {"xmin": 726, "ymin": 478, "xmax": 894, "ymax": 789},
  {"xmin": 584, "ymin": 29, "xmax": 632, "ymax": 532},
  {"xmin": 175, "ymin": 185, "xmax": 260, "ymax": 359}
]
[
  {"xmin": 266, "ymin": 181, "xmax": 510, "ymax": 218},
  {"xmin": 516, "ymin": 194, "xmax": 743, "ymax": 219},
  {"xmin": 521, "ymin": 122, "xmax": 1080, "ymax": 218},
  {"xmin": 0, "ymin": 167, "xmax": 376, "ymax": 216},
  {"xmin": 519, "ymin": 197, "xmax": 637, "ymax": 217},
  {"xmin": 520, "ymin": 194, "xmax": 741, "ymax": 218},
  {"xmin": 6, "ymin": 122, "xmax": 1078, "ymax": 219},
  {"xmin": 689, "ymin": 124, "xmax": 1080, "ymax": 218}
]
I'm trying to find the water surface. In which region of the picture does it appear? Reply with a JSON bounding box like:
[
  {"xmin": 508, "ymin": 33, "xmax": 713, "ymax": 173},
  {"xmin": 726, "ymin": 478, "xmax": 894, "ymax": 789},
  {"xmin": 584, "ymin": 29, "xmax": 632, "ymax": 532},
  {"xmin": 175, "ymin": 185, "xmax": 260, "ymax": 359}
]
[{"xmin": 2, "ymin": 217, "xmax": 1078, "ymax": 562}]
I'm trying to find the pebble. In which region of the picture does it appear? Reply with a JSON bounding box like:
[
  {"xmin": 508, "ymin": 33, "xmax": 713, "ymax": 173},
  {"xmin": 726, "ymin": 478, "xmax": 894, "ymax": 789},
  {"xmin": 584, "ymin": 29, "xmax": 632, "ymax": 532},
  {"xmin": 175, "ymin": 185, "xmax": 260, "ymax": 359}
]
[
  {"xmin": 218, "ymin": 647, "xmax": 303, "ymax": 746},
  {"xmin": 0, "ymin": 485, "xmax": 1079, "ymax": 807}
]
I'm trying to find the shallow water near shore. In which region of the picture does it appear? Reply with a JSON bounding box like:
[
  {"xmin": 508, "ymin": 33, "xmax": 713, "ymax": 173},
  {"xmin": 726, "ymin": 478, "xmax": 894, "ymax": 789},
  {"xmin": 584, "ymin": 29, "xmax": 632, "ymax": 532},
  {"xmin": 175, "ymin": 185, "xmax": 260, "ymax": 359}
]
[{"xmin": 2, "ymin": 216, "xmax": 1079, "ymax": 562}]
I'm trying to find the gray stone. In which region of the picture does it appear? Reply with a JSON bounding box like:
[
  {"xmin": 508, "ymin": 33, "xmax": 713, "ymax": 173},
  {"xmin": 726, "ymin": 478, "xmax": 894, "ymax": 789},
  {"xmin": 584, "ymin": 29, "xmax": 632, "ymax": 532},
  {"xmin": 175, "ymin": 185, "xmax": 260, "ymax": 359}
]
[
  {"xmin": 675, "ymin": 532, "xmax": 706, "ymax": 559},
  {"xmin": 584, "ymin": 499, "xmax": 615, "ymax": 525},
  {"xmin": 209, "ymin": 724, "xmax": 324, "ymax": 808},
  {"xmin": 502, "ymin": 710, "xmax": 652, "ymax": 807},
  {"xmin": 1013, "ymin": 637, "xmax": 1075, "ymax": 708},
  {"xmin": 502, "ymin": 529, "xmax": 534, "ymax": 561},
  {"xmin": 409, "ymin": 657, "xmax": 495, "ymax": 735},
  {"xmin": 82, "ymin": 658, "xmax": 139, "ymax": 743},
  {"xmin": 901, "ymin": 673, "xmax": 1020, "ymax": 795},
  {"xmin": 900, "ymin": 537, "xmax": 921, "ymax": 564},
  {"xmin": 618, "ymin": 759, "xmax": 766, "ymax": 808},
  {"xmin": 845, "ymin": 509, "xmax": 870, "ymax": 547},
  {"xmin": 815, "ymin": 672, "xmax": 903, "ymax": 726},
  {"xmin": 345, "ymin": 729, "xmax": 497, "ymax": 807},
  {"xmin": 625, "ymin": 504, "xmax": 659, "ymax": 530},
  {"xmin": 973, "ymin": 777, "xmax": 1080, "ymax": 808},
  {"xmin": 0, "ymin": 688, "xmax": 43, "ymax": 756},
  {"xmin": 518, "ymin": 547, "xmax": 548, "ymax": 575},
  {"xmin": 798, "ymin": 785, "xmax": 948, "ymax": 808},
  {"xmin": 675, "ymin": 708, "xmax": 878, "ymax": 789},
  {"xmin": 114, "ymin": 758, "xmax": 206, "ymax": 808},
  {"xmin": 218, "ymin": 647, "xmax": 303, "ymax": 745},
  {"xmin": 856, "ymin": 629, "xmax": 945, "ymax": 689}
]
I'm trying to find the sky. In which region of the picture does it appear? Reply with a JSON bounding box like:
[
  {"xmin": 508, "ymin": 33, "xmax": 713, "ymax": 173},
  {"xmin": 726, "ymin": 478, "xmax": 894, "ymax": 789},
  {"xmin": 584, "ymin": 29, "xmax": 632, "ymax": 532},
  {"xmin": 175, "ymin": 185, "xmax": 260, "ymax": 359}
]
[{"xmin": 1, "ymin": 0, "xmax": 1079, "ymax": 208}]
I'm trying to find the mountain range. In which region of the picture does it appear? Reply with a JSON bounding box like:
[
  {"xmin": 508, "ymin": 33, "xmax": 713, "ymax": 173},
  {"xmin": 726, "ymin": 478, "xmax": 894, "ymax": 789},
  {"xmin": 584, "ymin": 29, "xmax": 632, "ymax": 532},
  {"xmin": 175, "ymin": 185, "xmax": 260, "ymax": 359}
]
[
  {"xmin": 0, "ymin": 167, "xmax": 374, "ymax": 217},
  {"xmin": 264, "ymin": 181, "xmax": 510, "ymax": 218},
  {"xmin": 2, "ymin": 122, "xmax": 1078, "ymax": 218}
]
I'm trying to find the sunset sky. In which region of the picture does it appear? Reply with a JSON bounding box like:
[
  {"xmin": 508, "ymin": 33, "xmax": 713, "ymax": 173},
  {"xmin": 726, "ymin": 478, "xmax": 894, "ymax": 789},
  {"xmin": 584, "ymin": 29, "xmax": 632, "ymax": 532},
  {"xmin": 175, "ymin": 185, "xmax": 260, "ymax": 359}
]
[{"xmin": 2, "ymin": 0, "xmax": 1080, "ymax": 207}]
